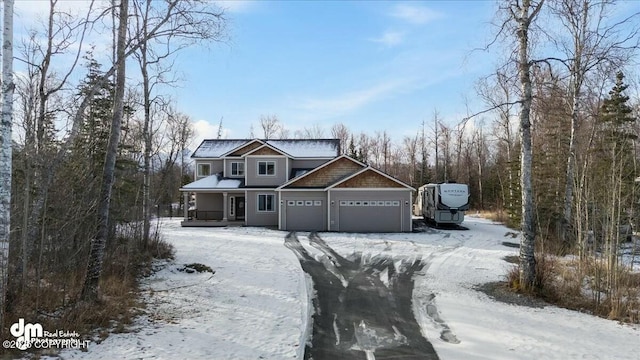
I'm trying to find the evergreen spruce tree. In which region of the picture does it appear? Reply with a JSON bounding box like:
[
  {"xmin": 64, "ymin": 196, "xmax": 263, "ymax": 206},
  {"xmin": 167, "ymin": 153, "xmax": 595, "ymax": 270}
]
[
  {"xmin": 596, "ymin": 72, "xmax": 636, "ymax": 189},
  {"xmin": 75, "ymin": 57, "xmax": 115, "ymax": 178}
]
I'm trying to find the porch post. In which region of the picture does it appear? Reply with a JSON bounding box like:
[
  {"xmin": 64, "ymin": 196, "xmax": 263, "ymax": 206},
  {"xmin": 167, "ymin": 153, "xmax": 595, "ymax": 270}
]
[
  {"xmin": 223, "ymin": 192, "xmax": 228, "ymax": 221},
  {"xmin": 183, "ymin": 192, "xmax": 189, "ymax": 221}
]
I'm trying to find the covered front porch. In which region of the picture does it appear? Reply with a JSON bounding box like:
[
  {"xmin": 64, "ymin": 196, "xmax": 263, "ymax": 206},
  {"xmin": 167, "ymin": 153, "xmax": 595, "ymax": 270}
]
[
  {"xmin": 180, "ymin": 174, "xmax": 246, "ymax": 227},
  {"xmin": 181, "ymin": 191, "xmax": 246, "ymax": 226}
]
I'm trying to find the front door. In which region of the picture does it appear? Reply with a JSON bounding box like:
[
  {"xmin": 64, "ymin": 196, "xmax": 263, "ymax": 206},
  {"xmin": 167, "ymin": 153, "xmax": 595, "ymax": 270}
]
[{"xmin": 236, "ymin": 197, "xmax": 245, "ymax": 220}]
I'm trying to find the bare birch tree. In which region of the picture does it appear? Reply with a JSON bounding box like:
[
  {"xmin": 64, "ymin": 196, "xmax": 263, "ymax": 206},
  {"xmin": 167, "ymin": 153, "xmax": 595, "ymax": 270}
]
[
  {"xmin": 131, "ymin": 0, "xmax": 226, "ymax": 247},
  {"xmin": 477, "ymin": 71, "xmax": 518, "ymax": 216},
  {"xmin": 259, "ymin": 114, "xmax": 282, "ymax": 140},
  {"xmin": 504, "ymin": 0, "xmax": 545, "ymax": 290},
  {"xmin": 0, "ymin": 0, "xmax": 14, "ymax": 333},
  {"xmin": 330, "ymin": 123, "xmax": 350, "ymax": 154}
]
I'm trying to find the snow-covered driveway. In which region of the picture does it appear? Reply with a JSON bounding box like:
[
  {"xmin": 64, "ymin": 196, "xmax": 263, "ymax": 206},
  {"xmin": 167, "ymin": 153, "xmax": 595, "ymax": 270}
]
[{"xmin": 60, "ymin": 216, "xmax": 639, "ymax": 360}]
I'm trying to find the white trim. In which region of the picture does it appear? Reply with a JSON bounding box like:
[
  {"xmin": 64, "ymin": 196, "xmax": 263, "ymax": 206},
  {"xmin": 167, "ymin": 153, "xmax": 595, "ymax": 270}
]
[
  {"xmin": 278, "ymin": 198, "xmax": 283, "ymax": 230},
  {"xmin": 327, "ymin": 190, "xmax": 332, "ymax": 231},
  {"xmin": 328, "ymin": 188, "xmax": 411, "ymax": 191},
  {"xmin": 179, "ymin": 188, "xmax": 242, "ymax": 192},
  {"xmin": 247, "ymin": 154, "xmax": 287, "ymax": 158},
  {"xmin": 244, "ymin": 192, "xmax": 249, "ymax": 224},
  {"xmin": 222, "ymin": 192, "xmax": 228, "ymax": 221},
  {"xmin": 230, "ymin": 195, "xmax": 236, "ymax": 217},
  {"xmin": 276, "ymin": 188, "xmax": 328, "ymax": 192},
  {"xmin": 409, "ymin": 192, "xmax": 413, "ymax": 232}
]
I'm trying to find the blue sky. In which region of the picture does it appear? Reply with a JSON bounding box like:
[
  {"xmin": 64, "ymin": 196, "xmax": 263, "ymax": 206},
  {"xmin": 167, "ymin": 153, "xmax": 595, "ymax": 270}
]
[
  {"xmin": 12, "ymin": 0, "xmax": 501, "ymax": 146},
  {"xmin": 171, "ymin": 1, "xmax": 500, "ymax": 144}
]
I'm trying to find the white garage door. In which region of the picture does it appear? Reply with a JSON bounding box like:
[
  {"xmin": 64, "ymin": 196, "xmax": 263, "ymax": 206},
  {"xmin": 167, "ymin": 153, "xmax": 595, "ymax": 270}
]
[{"xmin": 338, "ymin": 200, "xmax": 402, "ymax": 232}]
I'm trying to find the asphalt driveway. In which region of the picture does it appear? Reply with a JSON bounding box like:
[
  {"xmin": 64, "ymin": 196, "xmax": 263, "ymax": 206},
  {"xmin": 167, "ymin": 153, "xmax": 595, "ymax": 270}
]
[{"xmin": 285, "ymin": 232, "xmax": 442, "ymax": 360}]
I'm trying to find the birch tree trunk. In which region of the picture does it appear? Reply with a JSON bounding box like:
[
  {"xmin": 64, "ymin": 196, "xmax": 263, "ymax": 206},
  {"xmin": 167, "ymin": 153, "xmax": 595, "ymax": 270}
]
[
  {"xmin": 514, "ymin": 0, "xmax": 544, "ymax": 290},
  {"xmin": 139, "ymin": 0, "xmax": 152, "ymax": 249},
  {"xmin": 560, "ymin": 0, "xmax": 589, "ymax": 248},
  {"xmin": 0, "ymin": 0, "xmax": 13, "ymax": 332},
  {"xmin": 81, "ymin": 0, "xmax": 128, "ymax": 302}
]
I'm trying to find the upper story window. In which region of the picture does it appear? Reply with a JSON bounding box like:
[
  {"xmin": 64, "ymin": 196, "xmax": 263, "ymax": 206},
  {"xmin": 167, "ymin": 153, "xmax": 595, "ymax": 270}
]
[
  {"xmin": 257, "ymin": 161, "xmax": 275, "ymax": 176},
  {"xmin": 231, "ymin": 162, "xmax": 245, "ymax": 176},
  {"xmin": 197, "ymin": 163, "xmax": 211, "ymax": 177}
]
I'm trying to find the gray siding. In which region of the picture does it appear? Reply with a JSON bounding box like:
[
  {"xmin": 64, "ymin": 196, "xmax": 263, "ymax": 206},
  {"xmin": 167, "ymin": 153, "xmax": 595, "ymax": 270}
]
[
  {"xmin": 246, "ymin": 190, "xmax": 279, "ymax": 226},
  {"xmin": 280, "ymin": 191, "xmax": 327, "ymax": 231},
  {"xmin": 195, "ymin": 160, "xmax": 224, "ymax": 180},
  {"xmin": 329, "ymin": 190, "xmax": 412, "ymax": 232},
  {"xmin": 245, "ymin": 156, "xmax": 287, "ymax": 187}
]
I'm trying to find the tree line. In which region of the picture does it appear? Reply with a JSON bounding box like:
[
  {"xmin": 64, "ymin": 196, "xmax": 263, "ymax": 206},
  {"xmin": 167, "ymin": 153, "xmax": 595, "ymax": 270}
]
[
  {"xmin": 0, "ymin": 0, "xmax": 225, "ymax": 344},
  {"xmin": 0, "ymin": 0, "xmax": 638, "ymax": 345},
  {"xmin": 250, "ymin": 0, "xmax": 640, "ymax": 320}
]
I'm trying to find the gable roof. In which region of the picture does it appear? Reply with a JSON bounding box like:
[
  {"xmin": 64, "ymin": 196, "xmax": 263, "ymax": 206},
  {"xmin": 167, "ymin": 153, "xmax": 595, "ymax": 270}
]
[
  {"xmin": 191, "ymin": 139, "xmax": 340, "ymax": 159},
  {"xmin": 328, "ymin": 167, "xmax": 414, "ymax": 190},
  {"xmin": 243, "ymin": 143, "xmax": 289, "ymax": 157},
  {"xmin": 277, "ymin": 154, "xmax": 414, "ymax": 191},
  {"xmin": 277, "ymin": 155, "xmax": 366, "ymax": 189},
  {"xmin": 222, "ymin": 139, "xmax": 265, "ymax": 157}
]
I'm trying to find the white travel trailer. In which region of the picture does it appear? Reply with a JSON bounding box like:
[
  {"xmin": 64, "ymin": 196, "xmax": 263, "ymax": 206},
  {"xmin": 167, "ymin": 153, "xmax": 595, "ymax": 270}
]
[{"xmin": 414, "ymin": 183, "xmax": 470, "ymax": 225}]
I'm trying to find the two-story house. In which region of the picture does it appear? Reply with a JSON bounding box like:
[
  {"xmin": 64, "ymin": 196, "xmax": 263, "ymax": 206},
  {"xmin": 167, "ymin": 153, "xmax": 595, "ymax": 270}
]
[{"xmin": 180, "ymin": 138, "xmax": 415, "ymax": 232}]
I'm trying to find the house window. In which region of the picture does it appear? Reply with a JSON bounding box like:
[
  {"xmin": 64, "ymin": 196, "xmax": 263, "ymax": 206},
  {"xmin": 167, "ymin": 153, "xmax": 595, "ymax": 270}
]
[
  {"xmin": 197, "ymin": 163, "xmax": 211, "ymax": 177},
  {"xmin": 231, "ymin": 162, "xmax": 244, "ymax": 176},
  {"xmin": 257, "ymin": 161, "xmax": 275, "ymax": 176},
  {"xmin": 230, "ymin": 196, "xmax": 235, "ymax": 216},
  {"xmin": 258, "ymin": 194, "xmax": 275, "ymax": 212}
]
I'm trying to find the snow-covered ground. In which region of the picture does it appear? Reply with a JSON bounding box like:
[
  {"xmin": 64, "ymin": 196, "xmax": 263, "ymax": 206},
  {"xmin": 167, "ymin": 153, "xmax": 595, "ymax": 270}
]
[{"xmin": 58, "ymin": 216, "xmax": 639, "ymax": 359}]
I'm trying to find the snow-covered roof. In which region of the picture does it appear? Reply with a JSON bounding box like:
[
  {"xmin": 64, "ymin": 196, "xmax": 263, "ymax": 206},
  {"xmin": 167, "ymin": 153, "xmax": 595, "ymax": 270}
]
[
  {"xmin": 266, "ymin": 139, "xmax": 339, "ymax": 158},
  {"xmin": 181, "ymin": 175, "xmax": 242, "ymax": 190},
  {"xmin": 192, "ymin": 139, "xmax": 340, "ymax": 159},
  {"xmin": 191, "ymin": 140, "xmax": 250, "ymax": 158}
]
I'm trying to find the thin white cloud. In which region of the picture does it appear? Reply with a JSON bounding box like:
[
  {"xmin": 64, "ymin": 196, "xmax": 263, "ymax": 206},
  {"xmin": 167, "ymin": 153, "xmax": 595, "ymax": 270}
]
[
  {"xmin": 219, "ymin": 0, "xmax": 257, "ymax": 14},
  {"xmin": 390, "ymin": 4, "xmax": 443, "ymax": 25},
  {"xmin": 370, "ymin": 30, "xmax": 406, "ymax": 47},
  {"xmin": 298, "ymin": 78, "xmax": 409, "ymax": 115}
]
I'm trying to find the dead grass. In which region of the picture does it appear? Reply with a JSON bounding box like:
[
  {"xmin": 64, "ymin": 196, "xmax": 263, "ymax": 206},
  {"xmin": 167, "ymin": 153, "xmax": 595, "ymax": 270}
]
[
  {"xmin": 474, "ymin": 210, "xmax": 509, "ymax": 223},
  {"xmin": 2, "ymin": 231, "xmax": 175, "ymax": 357},
  {"xmin": 505, "ymin": 254, "xmax": 640, "ymax": 324}
]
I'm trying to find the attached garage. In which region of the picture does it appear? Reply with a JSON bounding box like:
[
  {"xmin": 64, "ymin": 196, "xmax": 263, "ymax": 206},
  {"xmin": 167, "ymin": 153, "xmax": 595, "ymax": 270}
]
[{"xmin": 277, "ymin": 155, "xmax": 414, "ymax": 233}]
